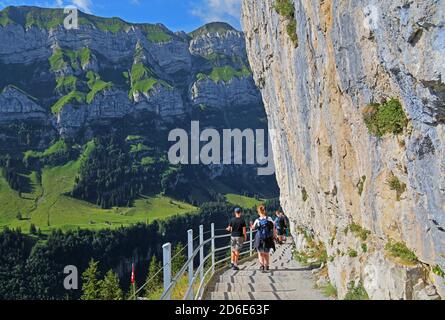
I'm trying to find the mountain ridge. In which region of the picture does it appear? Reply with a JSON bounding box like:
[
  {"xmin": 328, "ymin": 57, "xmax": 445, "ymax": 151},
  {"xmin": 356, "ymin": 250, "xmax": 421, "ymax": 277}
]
[{"xmin": 0, "ymin": 5, "xmax": 239, "ymax": 34}]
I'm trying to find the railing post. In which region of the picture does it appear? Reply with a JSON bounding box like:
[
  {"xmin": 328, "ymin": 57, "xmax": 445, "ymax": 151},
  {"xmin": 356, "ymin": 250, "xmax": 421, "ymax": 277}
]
[
  {"xmin": 187, "ymin": 229, "xmax": 194, "ymax": 300},
  {"xmin": 211, "ymin": 223, "xmax": 215, "ymax": 274},
  {"xmin": 250, "ymin": 228, "xmax": 253, "ymax": 256},
  {"xmin": 199, "ymin": 225, "xmax": 204, "ymax": 282},
  {"xmin": 162, "ymin": 242, "xmax": 171, "ymax": 300}
]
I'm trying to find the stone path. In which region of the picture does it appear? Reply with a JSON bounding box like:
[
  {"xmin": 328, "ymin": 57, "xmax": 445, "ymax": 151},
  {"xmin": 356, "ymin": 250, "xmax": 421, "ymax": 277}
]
[{"xmin": 205, "ymin": 241, "xmax": 329, "ymax": 300}]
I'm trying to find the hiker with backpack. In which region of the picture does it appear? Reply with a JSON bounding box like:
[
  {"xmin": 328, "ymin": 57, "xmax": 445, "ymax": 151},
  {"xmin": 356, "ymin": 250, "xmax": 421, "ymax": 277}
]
[
  {"xmin": 274, "ymin": 211, "xmax": 287, "ymax": 244},
  {"xmin": 251, "ymin": 205, "xmax": 276, "ymax": 272}
]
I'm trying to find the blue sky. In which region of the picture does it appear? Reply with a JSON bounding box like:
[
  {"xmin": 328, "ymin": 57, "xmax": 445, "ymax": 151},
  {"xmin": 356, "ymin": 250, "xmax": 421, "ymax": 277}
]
[{"xmin": 0, "ymin": 0, "xmax": 243, "ymax": 31}]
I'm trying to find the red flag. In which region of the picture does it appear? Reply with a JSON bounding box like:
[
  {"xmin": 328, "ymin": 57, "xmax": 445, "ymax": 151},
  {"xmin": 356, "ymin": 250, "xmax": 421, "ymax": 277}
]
[{"xmin": 131, "ymin": 263, "xmax": 135, "ymax": 284}]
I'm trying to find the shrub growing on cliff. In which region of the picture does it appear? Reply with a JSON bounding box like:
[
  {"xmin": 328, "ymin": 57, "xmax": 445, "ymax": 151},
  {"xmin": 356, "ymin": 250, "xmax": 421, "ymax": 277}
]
[
  {"xmin": 387, "ymin": 173, "xmax": 406, "ymax": 201},
  {"xmin": 293, "ymin": 230, "xmax": 327, "ymax": 268},
  {"xmin": 274, "ymin": 0, "xmax": 295, "ymax": 17},
  {"xmin": 346, "ymin": 223, "xmax": 371, "ymax": 241},
  {"xmin": 344, "ymin": 281, "xmax": 369, "ymax": 300},
  {"xmin": 348, "ymin": 249, "xmax": 358, "ymax": 258},
  {"xmin": 321, "ymin": 283, "xmax": 337, "ymax": 298},
  {"xmin": 274, "ymin": 0, "xmax": 298, "ymax": 47},
  {"xmin": 385, "ymin": 240, "xmax": 418, "ymax": 265},
  {"xmin": 361, "ymin": 243, "xmax": 368, "ymax": 253},
  {"xmin": 357, "ymin": 176, "xmax": 366, "ymax": 196},
  {"xmin": 286, "ymin": 19, "xmax": 298, "ymax": 47},
  {"xmin": 363, "ymin": 98, "xmax": 408, "ymax": 137},
  {"xmin": 293, "ymin": 243, "xmax": 327, "ymax": 268},
  {"xmin": 302, "ymin": 187, "xmax": 308, "ymax": 202},
  {"xmin": 432, "ymin": 265, "xmax": 445, "ymax": 278}
]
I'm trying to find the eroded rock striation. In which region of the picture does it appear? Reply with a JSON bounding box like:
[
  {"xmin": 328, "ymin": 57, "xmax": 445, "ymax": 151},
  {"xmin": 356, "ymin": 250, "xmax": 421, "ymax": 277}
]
[{"xmin": 242, "ymin": 0, "xmax": 445, "ymax": 299}]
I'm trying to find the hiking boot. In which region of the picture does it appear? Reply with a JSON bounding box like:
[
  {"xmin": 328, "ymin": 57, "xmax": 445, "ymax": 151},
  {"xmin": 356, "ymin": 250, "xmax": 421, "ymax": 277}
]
[
  {"xmin": 265, "ymin": 266, "xmax": 270, "ymax": 271},
  {"xmin": 232, "ymin": 265, "xmax": 240, "ymax": 271}
]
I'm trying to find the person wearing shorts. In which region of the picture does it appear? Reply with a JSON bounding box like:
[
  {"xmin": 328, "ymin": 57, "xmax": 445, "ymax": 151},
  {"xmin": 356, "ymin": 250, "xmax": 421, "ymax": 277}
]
[
  {"xmin": 251, "ymin": 205, "xmax": 276, "ymax": 272},
  {"xmin": 226, "ymin": 208, "xmax": 247, "ymax": 270}
]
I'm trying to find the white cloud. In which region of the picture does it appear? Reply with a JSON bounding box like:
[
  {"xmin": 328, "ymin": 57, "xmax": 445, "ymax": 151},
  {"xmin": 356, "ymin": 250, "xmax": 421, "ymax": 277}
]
[
  {"xmin": 191, "ymin": 0, "xmax": 242, "ymax": 29},
  {"xmin": 71, "ymin": 0, "xmax": 92, "ymax": 13}
]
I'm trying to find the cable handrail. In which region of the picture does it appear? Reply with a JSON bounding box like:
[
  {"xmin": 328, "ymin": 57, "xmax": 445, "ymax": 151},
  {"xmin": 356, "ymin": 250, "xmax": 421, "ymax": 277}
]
[
  {"xmin": 132, "ymin": 225, "xmax": 257, "ymax": 300},
  {"xmin": 132, "ymin": 238, "xmax": 193, "ymax": 299}
]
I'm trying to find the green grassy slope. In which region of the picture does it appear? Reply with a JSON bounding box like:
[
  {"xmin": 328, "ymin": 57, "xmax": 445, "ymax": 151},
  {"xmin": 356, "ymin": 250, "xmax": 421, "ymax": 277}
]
[
  {"xmin": 0, "ymin": 155, "xmax": 197, "ymax": 233},
  {"xmin": 225, "ymin": 194, "xmax": 264, "ymax": 209}
]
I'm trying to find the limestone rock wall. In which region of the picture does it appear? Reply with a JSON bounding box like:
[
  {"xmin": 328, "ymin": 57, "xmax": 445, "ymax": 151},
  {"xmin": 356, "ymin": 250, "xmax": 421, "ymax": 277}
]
[{"xmin": 242, "ymin": 0, "xmax": 445, "ymax": 299}]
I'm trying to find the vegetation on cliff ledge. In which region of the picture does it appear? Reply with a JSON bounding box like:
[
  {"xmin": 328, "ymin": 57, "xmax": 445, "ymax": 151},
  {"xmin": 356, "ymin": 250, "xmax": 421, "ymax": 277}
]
[
  {"xmin": 385, "ymin": 240, "xmax": 418, "ymax": 265},
  {"xmin": 0, "ymin": 6, "xmax": 170, "ymax": 37},
  {"xmin": 208, "ymin": 66, "xmax": 251, "ymax": 83},
  {"xmin": 357, "ymin": 175, "xmax": 367, "ymax": 196},
  {"xmin": 344, "ymin": 281, "xmax": 369, "ymax": 300},
  {"xmin": 51, "ymin": 90, "xmax": 85, "ymax": 114},
  {"xmin": 293, "ymin": 227, "xmax": 327, "ymax": 268},
  {"xmin": 49, "ymin": 48, "xmax": 91, "ymax": 72},
  {"xmin": 189, "ymin": 22, "xmax": 235, "ymax": 37},
  {"xmin": 86, "ymin": 71, "xmax": 113, "ymax": 104},
  {"xmin": 140, "ymin": 24, "xmax": 173, "ymax": 43},
  {"xmin": 128, "ymin": 63, "xmax": 159, "ymax": 97},
  {"xmin": 301, "ymin": 187, "xmax": 308, "ymax": 202},
  {"xmin": 387, "ymin": 173, "xmax": 407, "ymax": 201},
  {"xmin": 363, "ymin": 98, "xmax": 408, "ymax": 137},
  {"xmin": 347, "ymin": 248, "xmax": 358, "ymax": 258},
  {"xmin": 433, "ymin": 265, "xmax": 445, "ymax": 278},
  {"xmin": 345, "ymin": 223, "xmax": 371, "ymax": 241},
  {"xmin": 274, "ymin": 0, "xmax": 298, "ymax": 47}
]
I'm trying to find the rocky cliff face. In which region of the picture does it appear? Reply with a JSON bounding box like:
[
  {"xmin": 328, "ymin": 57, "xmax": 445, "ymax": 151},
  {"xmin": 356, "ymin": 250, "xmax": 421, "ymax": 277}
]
[
  {"xmin": 0, "ymin": 7, "xmax": 260, "ymax": 138},
  {"xmin": 242, "ymin": 0, "xmax": 445, "ymax": 299}
]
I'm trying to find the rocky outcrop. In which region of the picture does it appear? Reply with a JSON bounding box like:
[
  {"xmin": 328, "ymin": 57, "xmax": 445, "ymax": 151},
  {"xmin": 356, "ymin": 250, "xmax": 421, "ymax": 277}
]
[
  {"xmin": 0, "ymin": 86, "xmax": 47, "ymax": 122},
  {"xmin": 134, "ymin": 84, "xmax": 185, "ymax": 118},
  {"xmin": 190, "ymin": 77, "xmax": 261, "ymax": 108},
  {"xmin": 189, "ymin": 24, "xmax": 247, "ymax": 58},
  {"xmin": 242, "ymin": 0, "xmax": 445, "ymax": 299}
]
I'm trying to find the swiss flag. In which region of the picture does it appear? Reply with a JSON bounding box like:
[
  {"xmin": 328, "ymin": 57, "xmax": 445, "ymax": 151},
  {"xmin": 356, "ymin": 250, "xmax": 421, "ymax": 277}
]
[{"xmin": 131, "ymin": 263, "xmax": 135, "ymax": 284}]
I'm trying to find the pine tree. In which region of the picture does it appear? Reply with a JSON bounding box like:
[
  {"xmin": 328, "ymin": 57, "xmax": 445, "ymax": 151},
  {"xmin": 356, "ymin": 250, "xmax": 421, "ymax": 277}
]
[
  {"xmin": 145, "ymin": 255, "xmax": 162, "ymax": 299},
  {"xmin": 171, "ymin": 243, "xmax": 186, "ymax": 276},
  {"xmin": 126, "ymin": 282, "xmax": 138, "ymax": 300},
  {"xmin": 99, "ymin": 270, "xmax": 123, "ymax": 300},
  {"xmin": 81, "ymin": 259, "xmax": 102, "ymax": 300},
  {"xmin": 29, "ymin": 224, "xmax": 37, "ymax": 235}
]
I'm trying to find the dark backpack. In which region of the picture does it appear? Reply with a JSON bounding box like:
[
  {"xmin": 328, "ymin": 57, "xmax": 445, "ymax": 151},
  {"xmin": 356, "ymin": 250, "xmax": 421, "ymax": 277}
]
[
  {"xmin": 278, "ymin": 216, "xmax": 286, "ymax": 230},
  {"xmin": 258, "ymin": 218, "xmax": 273, "ymax": 240}
]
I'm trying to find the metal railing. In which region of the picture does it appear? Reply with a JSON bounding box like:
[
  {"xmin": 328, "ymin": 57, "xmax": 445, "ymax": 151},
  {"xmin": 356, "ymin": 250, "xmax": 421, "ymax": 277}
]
[{"xmin": 133, "ymin": 223, "xmax": 256, "ymax": 300}]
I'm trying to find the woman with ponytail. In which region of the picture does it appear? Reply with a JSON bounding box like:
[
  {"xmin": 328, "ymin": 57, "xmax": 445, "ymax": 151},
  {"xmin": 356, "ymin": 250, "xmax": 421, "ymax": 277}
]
[{"xmin": 251, "ymin": 205, "xmax": 276, "ymax": 272}]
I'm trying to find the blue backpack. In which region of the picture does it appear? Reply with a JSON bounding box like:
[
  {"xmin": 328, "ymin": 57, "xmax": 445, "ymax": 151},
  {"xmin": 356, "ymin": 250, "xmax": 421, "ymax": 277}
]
[{"xmin": 258, "ymin": 218, "xmax": 273, "ymax": 240}]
